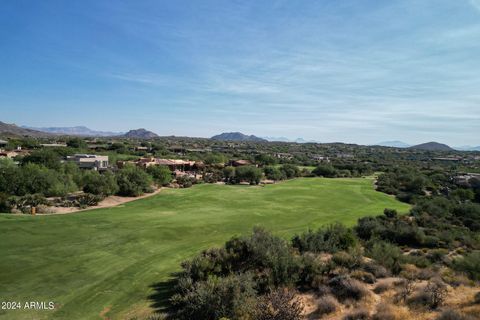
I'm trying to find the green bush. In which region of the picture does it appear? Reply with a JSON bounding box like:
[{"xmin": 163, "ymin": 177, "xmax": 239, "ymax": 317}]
[
  {"xmin": 116, "ymin": 164, "xmax": 153, "ymax": 196},
  {"xmin": 453, "ymin": 251, "xmax": 480, "ymax": 280},
  {"xmin": 82, "ymin": 171, "xmax": 118, "ymax": 196},
  {"xmin": 170, "ymin": 273, "xmax": 256, "ymax": 320},
  {"xmin": 292, "ymin": 223, "xmax": 357, "ymax": 253},
  {"xmin": 312, "ymin": 165, "xmax": 337, "ymax": 178},
  {"xmin": 366, "ymin": 241, "xmax": 404, "ymax": 274},
  {"xmin": 263, "ymin": 166, "xmax": 285, "ymax": 181},
  {"xmin": 234, "ymin": 166, "xmax": 262, "ymax": 185},
  {"xmin": 279, "ymin": 164, "xmax": 300, "ymax": 179},
  {"xmin": 146, "ymin": 165, "xmax": 172, "ymax": 186}
]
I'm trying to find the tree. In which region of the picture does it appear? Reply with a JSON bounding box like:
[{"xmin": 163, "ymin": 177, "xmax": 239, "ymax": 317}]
[
  {"xmin": 146, "ymin": 165, "xmax": 172, "ymax": 186},
  {"xmin": 255, "ymin": 154, "xmax": 277, "ymax": 166},
  {"xmin": 9, "ymin": 163, "xmax": 77, "ymax": 197},
  {"xmin": 312, "ymin": 165, "xmax": 337, "ymax": 178},
  {"xmin": 116, "ymin": 164, "xmax": 153, "ymax": 196},
  {"xmin": 279, "ymin": 164, "xmax": 300, "ymax": 179},
  {"xmin": 22, "ymin": 149, "xmax": 62, "ymax": 169},
  {"xmin": 384, "ymin": 208, "xmax": 398, "ymax": 218},
  {"xmin": 66, "ymin": 137, "xmax": 87, "ymax": 149},
  {"xmin": 235, "ymin": 166, "xmax": 262, "ymax": 185},
  {"xmin": 264, "ymin": 166, "xmax": 285, "ymax": 181},
  {"xmin": 451, "ymin": 188, "xmax": 475, "ymax": 202},
  {"xmin": 223, "ymin": 166, "xmax": 236, "ymax": 184},
  {"xmin": 82, "ymin": 171, "xmax": 118, "ymax": 197},
  {"xmin": 204, "ymin": 153, "xmax": 226, "ymax": 165}
]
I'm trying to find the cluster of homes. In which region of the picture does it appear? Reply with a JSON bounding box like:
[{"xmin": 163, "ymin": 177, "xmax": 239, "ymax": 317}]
[{"xmin": 454, "ymin": 173, "xmax": 480, "ymax": 187}]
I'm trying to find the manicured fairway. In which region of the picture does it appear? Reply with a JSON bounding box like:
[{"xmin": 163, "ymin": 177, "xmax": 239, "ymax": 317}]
[{"xmin": 0, "ymin": 178, "xmax": 410, "ymax": 319}]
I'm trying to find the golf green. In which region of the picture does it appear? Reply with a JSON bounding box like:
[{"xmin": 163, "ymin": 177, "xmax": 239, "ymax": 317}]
[{"xmin": 0, "ymin": 178, "xmax": 410, "ymax": 319}]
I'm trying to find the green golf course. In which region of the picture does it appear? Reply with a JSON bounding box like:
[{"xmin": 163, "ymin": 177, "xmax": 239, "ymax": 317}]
[{"xmin": 0, "ymin": 178, "xmax": 410, "ymax": 320}]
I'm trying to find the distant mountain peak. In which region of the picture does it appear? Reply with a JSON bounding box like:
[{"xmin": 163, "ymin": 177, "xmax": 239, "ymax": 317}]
[
  {"xmin": 123, "ymin": 128, "xmax": 159, "ymax": 139},
  {"xmin": 211, "ymin": 132, "xmax": 266, "ymax": 142},
  {"xmin": 409, "ymin": 141, "xmax": 453, "ymax": 151},
  {"xmin": 0, "ymin": 121, "xmax": 52, "ymax": 137},
  {"xmin": 376, "ymin": 141, "xmax": 411, "ymax": 148},
  {"xmin": 22, "ymin": 125, "xmax": 123, "ymax": 137}
]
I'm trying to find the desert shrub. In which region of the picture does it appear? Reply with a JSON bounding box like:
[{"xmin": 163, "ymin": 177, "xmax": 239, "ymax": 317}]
[
  {"xmin": 332, "ymin": 251, "xmax": 360, "ymax": 270},
  {"xmin": 176, "ymin": 175, "xmax": 196, "ymax": 188},
  {"xmin": 203, "ymin": 170, "xmax": 223, "ymax": 183},
  {"xmin": 315, "ymin": 294, "xmax": 338, "ymax": 316},
  {"xmin": 435, "ymin": 309, "xmax": 474, "ymax": 320},
  {"xmin": 128, "ymin": 314, "xmax": 168, "ymax": 320},
  {"xmin": 474, "ymin": 291, "xmax": 480, "ymax": 304},
  {"xmin": 315, "ymin": 284, "xmax": 331, "ymax": 297},
  {"xmin": 252, "ymin": 288, "xmax": 303, "ymax": 320},
  {"xmin": 297, "ymin": 254, "xmax": 328, "ymax": 288},
  {"xmin": 292, "ymin": 223, "xmax": 357, "ymax": 254},
  {"xmin": 342, "ymin": 308, "xmax": 370, "ymax": 320},
  {"xmin": 372, "ymin": 303, "xmax": 398, "ymax": 320},
  {"xmin": 350, "ymin": 270, "xmax": 376, "ymax": 284},
  {"xmin": 75, "ymin": 193, "xmax": 102, "ymax": 209},
  {"xmin": 170, "ymin": 273, "xmax": 256, "ymax": 320},
  {"xmin": 408, "ymin": 279, "xmax": 447, "ymax": 309},
  {"xmin": 427, "ymin": 249, "xmax": 448, "ymax": 263},
  {"xmin": 396, "ymin": 278, "xmax": 415, "ymax": 303},
  {"xmin": 453, "ymin": 251, "xmax": 480, "ymax": 280},
  {"xmin": 13, "ymin": 193, "xmax": 49, "ymax": 213},
  {"xmin": 366, "ymin": 241, "xmax": 403, "ymax": 274},
  {"xmin": 328, "ymin": 276, "xmax": 369, "ymax": 301},
  {"xmin": 35, "ymin": 204, "xmax": 54, "ymax": 214},
  {"xmin": 362, "ymin": 262, "xmax": 390, "ymax": 278},
  {"xmin": 373, "ymin": 281, "xmax": 392, "ymax": 294},
  {"xmin": 226, "ymin": 228, "xmax": 299, "ymax": 290}
]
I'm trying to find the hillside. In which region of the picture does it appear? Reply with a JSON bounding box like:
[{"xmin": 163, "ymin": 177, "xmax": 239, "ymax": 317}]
[
  {"xmin": 409, "ymin": 141, "xmax": 454, "ymax": 151},
  {"xmin": 0, "ymin": 121, "xmax": 52, "ymax": 138},
  {"xmin": 123, "ymin": 128, "xmax": 159, "ymax": 139},
  {"xmin": 211, "ymin": 132, "xmax": 267, "ymax": 142},
  {"xmin": 23, "ymin": 125, "xmax": 123, "ymax": 137}
]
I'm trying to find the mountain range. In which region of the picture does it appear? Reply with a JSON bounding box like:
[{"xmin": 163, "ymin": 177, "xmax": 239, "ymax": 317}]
[
  {"xmin": 262, "ymin": 136, "xmax": 319, "ymax": 143},
  {"xmin": 23, "ymin": 125, "xmax": 123, "ymax": 137},
  {"xmin": 1, "ymin": 121, "xmax": 478, "ymax": 149},
  {"xmin": 211, "ymin": 132, "xmax": 267, "ymax": 142},
  {"xmin": 0, "ymin": 121, "xmax": 52, "ymax": 137},
  {"xmin": 375, "ymin": 141, "xmax": 411, "ymax": 148}
]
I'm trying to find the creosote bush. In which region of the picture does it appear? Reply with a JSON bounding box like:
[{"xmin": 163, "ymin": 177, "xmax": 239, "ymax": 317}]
[
  {"xmin": 315, "ymin": 294, "xmax": 338, "ymax": 316},
  {"xmin": 342, "ymin": 308, "xmax": 370, "ymax": 320},
  {"xmin": 327, "ymin": 276, "xmax": 369, "ymax": 302}
]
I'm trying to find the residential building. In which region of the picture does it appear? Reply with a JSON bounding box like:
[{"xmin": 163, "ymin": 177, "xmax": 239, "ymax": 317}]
[{"xmin": 67, "ymin": 154, "xmax": 109, "ymax": 171}]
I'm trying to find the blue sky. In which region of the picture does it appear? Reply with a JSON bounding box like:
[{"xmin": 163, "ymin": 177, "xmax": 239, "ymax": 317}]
[{"xmin": 1, "ymin": 0, "xmax": 479, "ymax": 145}]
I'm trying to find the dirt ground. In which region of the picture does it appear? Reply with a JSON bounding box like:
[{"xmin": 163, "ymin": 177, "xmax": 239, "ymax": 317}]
[{"xmin": 44, "ymin": 188, "xmax": 163, "ymax": 215}]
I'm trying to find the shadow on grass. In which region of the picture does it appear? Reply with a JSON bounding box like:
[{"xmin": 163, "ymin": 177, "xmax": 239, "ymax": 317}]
[{"xmin": 148, "ymin": 275, "xmax": 178, "ymax": 315}]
